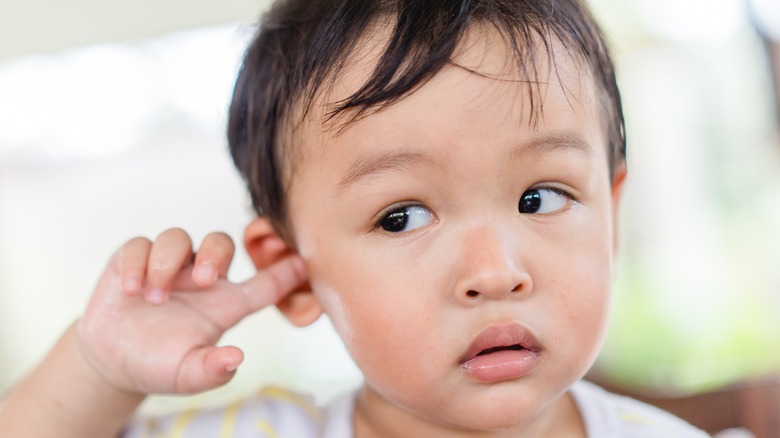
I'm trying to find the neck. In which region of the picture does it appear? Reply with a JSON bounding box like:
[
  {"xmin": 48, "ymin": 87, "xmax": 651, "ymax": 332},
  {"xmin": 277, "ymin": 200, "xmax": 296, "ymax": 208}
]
[{"xmin": 352, "ymin": 385, "xmax": 586, "ymax": 438}]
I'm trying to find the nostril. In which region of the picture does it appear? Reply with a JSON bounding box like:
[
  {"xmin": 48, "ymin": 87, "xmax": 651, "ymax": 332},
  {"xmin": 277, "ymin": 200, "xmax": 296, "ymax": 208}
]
[
  {"xmin": 466, "ymin": 290, "xmax": 480, "ymax": 299},
  {"xmin": 511, "ymin": 283, "xmax": 523, "ymax": 293}
]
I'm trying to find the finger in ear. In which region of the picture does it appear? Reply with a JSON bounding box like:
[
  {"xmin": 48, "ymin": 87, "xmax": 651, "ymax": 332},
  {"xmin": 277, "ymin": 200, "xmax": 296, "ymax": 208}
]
[
  {"xmin": 243, "ymin": 218, "xmax": 323, "ymax": 326},
  {"xmin": 243, "ymin": 218, "xmax": 291, "ymax": 270}
]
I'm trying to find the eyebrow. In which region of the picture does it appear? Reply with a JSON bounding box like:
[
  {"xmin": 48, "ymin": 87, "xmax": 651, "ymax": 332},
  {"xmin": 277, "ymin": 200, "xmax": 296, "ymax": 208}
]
[
  {"xmin": 336, "ymin": 150, "xmax": 433, "ymax": 192},
  {"xmin": 336, "ymin": 132, "xmax": 592, "ymax": 193},
  {"xmin": 513, "ymin": 132, "xmax": 594, "ymax": 159}
]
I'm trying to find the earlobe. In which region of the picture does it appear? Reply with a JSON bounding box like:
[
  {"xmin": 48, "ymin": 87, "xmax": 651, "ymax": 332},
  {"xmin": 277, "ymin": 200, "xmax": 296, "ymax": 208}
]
[
  {"xmin": 243, "ymin": 217, "xmax": 324, "ymax": 327},
  {"xmin": 275, "ymin": 290, "xmax": 324, "ymax": 326}
]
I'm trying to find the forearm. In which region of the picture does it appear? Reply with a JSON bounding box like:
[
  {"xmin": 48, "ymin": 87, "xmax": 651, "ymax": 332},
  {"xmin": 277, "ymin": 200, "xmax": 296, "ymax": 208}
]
[{"xmin": 0, "ymin": 323, "xmax": 145, "ymax": 438}]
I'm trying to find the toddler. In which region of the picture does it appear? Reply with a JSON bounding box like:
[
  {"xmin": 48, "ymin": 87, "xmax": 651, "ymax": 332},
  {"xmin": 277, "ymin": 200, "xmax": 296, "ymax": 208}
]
[{"xmin": 0, "ymin": 0, "xmax": 710, "ymax": 436}]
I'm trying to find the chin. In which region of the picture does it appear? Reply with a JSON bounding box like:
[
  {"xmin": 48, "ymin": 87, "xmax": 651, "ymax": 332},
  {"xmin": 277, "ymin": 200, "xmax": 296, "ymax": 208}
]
[
  {"xmin": 441, "ymin": 412, "xmax": 536, "ymax": 433},
  {"xmin": 433, "ymin": 388, "xmax": 553, "ymax": 432}
]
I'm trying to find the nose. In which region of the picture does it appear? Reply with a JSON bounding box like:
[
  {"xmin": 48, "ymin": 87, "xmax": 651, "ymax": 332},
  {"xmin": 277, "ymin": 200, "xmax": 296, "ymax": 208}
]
[{"xmin": 452, "ymin": 225, "xmax": 532, "ymax": 305}]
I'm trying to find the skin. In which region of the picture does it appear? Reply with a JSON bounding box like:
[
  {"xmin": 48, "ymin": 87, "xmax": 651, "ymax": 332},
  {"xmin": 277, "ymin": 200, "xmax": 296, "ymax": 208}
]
[
  {"xmin": 286, "ymin": 28, "xmax": 626, "ymax": 437},
  {"xmin": 0, "ymin": 25, "xmax": 626, "ymax": 438},
  {"xmin": 0, "ymin": 230, "xmax": 308, "ymax": 437}
]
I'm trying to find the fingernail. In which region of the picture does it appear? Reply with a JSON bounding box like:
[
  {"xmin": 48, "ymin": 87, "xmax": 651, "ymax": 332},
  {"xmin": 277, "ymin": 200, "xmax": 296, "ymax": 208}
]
[
  {"xmin": 123, "ymin": 276, "xmax": 140, "ymax": 294},
  {"xmin": 147, "ymin": 288, "xmax": 165, "ymax": 305},
  {"xmin": 225, "ymin": 363, "xmax": 238, "ymax": 373},
  {"xmin": 195, "ymin": 263, "xmax": 216, "ymax": 284}
]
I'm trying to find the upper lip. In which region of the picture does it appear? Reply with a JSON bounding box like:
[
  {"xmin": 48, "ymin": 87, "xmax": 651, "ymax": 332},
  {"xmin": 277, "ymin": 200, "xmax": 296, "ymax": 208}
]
[{"xmin": 459, "ymin": 323, "xmax": 541, "ymax": 365}]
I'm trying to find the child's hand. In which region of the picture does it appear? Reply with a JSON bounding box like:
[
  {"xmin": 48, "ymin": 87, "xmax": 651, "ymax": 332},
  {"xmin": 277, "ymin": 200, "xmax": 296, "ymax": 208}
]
[{"xmin": 76, "ymin": 228, "xmax": 306, "ymax": 396}]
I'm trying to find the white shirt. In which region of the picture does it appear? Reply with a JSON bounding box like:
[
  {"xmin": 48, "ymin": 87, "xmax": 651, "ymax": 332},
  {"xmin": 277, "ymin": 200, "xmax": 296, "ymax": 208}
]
[
  {"xmin": 123, "ymin": 381, "xmax": 709, "ymax": 437},
  {"xmin": 570, "ymin": 380, "xmax": 710, "ymax": 437}
]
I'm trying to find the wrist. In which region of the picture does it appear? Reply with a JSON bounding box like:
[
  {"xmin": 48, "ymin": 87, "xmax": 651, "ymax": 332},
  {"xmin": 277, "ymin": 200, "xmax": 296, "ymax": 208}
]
[
  {"xmin": 72, "ymin": 320, "xmax": 146, "ymax": 401},
  {"xmin": 49, "ymin": 323, "xmax": 146, "ymax": 434},
  {"xmin": 0, "ymin": 323, "xmax": 145, "ymax": 438}
]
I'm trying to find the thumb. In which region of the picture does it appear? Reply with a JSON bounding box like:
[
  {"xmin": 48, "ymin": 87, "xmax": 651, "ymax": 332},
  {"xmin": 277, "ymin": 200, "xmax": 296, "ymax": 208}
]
[
  {"xmin": 238, "ymin": 255, "xmax": 308, "ymax": 312},
  {"xmin": 174, "ymin": 346, "xmax": 244, "ymax": 394}
]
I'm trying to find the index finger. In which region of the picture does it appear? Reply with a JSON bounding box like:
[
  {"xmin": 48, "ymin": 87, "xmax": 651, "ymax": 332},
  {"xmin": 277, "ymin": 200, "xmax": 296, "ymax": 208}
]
[{"xmin": 237, "ymin": 255, "xmax": 308, "ymax": 312}]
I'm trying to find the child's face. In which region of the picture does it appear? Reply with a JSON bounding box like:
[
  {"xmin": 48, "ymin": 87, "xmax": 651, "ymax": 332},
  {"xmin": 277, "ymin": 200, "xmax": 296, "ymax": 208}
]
[{"xmin": 285, "ymin": 29, "xmax": 623, "ymax": 432}]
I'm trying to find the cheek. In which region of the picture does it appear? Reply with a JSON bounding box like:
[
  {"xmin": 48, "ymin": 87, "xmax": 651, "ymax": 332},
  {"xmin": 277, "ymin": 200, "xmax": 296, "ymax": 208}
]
[
  {"xmin": 545, "ymin": 228, "xmax": 613, "ymax": 360},
  {"xmin": 311, "ymin": 279, "xmax": 355, "ymax": 342},
  {"xmin": 529, "ymin": 203, "xmax": 613, "ymax": 342},
  {"xmin": 306, "ymin": 251, "xmax": 424, "ymax": 355},
  {"xmin": 305, "ymin": 245, "xmax": 452, "ymax": 399}
]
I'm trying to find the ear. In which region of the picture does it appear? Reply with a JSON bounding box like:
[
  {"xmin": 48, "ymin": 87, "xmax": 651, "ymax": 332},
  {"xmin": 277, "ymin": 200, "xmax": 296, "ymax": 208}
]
[
  {"xmin": 243, "ymin": 217, "xmax": 323, "ymax": 327},
  {"xmin": 610, "ymin": 161, "xmax": 628, "ymax": 253}
]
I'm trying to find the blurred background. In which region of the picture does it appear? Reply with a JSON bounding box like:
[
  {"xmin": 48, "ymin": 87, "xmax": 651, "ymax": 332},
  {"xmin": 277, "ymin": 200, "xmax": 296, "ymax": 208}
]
[{"xmin": 0, "ymin": 0, "xmax": 778, "ymax": 422}]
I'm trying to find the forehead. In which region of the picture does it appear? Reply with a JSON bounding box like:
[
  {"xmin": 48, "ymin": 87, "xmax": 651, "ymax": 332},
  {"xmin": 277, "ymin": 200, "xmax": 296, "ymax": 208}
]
[
  {"xmin": 325, "ymin": 21, "xmax": 597, "ymax": 120},
  {"xmin": 285, "ymin": 23, "xmax": 605, "ymax": 182}
]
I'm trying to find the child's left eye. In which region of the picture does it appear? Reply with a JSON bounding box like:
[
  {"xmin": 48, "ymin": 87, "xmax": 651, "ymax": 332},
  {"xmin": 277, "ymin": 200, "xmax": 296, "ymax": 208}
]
[
  {"xmin": 376, "ymin": 205, "xmax": 434, "ymax": 233},
  {"xmin": 518, "ymin": 188, "xmax": 574, "ymax": 215}
]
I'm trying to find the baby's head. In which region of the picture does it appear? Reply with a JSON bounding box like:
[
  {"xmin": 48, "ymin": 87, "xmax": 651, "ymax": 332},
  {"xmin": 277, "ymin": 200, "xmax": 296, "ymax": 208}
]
[{"xmin": 230, "ymin": 0, "xmax": 627, "ymax": 433}]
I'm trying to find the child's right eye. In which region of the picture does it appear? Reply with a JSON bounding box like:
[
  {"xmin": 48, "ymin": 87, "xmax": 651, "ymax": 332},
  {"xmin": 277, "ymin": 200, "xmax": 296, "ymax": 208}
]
[{"xmin": 376, "ymin": 205, "xmax": 434, "ymax": 233}]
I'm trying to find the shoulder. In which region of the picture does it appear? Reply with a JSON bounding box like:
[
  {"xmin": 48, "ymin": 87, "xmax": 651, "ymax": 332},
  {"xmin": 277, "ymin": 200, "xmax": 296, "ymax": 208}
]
[
  {"xmin": 122, "ymin": 386, "xmax": 354, "ymax": 438},
  {"xmin": 571, "ymin": 380, "xmax": 711, "ymax": 438}
]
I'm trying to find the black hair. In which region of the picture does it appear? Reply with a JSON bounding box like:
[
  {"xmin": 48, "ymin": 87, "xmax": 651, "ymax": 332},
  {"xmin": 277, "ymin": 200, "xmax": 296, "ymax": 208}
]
[{"xmin": 228, "ymin": 0, "xmax": 625, "ymax": 237}]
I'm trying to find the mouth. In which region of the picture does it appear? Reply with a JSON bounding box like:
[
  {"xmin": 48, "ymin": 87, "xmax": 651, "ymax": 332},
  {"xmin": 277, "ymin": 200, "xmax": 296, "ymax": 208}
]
[
  {"xmin": 459, "ymin": 323, "xmax": 541, "ymax": 383},
  {"xmin": 475, "ymin": 344, "xmax": 526, "ymax": 356}
]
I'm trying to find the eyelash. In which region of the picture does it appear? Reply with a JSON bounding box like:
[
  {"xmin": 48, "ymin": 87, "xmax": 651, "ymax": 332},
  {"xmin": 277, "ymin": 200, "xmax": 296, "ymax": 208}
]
[
  {"xmin": 372, "ymin": 201, "xmax": 426, "ymax": 231},
  {"xmin": 533, "ymin": 185, "xmax": 578, "ymax": 203},
  {"xmin": 371, "ymin": 185, "xmax": 577, "ymax": 233},
  {"xmin": 519, "ymin": 184, "xmax": 578, "ymax": 215}
]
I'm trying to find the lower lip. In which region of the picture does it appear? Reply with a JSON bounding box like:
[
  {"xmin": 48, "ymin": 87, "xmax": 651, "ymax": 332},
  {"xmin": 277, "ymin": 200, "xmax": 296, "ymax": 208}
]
[{"xmin": 460, "ymin": 349, "xmax": 539, "ymax": 383}]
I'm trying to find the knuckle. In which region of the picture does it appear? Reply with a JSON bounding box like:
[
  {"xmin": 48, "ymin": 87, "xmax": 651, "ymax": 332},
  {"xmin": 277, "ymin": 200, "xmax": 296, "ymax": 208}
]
[
  {"xmin": 118, "ymin": 237, "xmax": 151, "ymax": 266},
  {"xmin": 146, "ymin": 263, "xmax": 174, "ymax": 287},
  {"xmin": 199, "ymin": 233, "xmax": 235, "ymax": 263},
  {"xmin": 126, "ymin": 236, "xmax": 152, "ymax": 247},
  {"xmin": 147, "ymin": 261, "xmax": 171, "ymax": 276},
  {"xmin": 206, "ymin": 232, "xmax": 235, "ymax": 251},
  {"xmin": 148, "ymin": 259, "xmax": 170, "ymax": 270},
  {"xmin": 121, "ymin": 237, "xmax": 151, "ymax": 255},
  {"xmin": 158, "ymin": 227, "xmax": 192, "ymax": 245}
]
